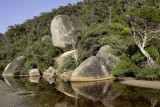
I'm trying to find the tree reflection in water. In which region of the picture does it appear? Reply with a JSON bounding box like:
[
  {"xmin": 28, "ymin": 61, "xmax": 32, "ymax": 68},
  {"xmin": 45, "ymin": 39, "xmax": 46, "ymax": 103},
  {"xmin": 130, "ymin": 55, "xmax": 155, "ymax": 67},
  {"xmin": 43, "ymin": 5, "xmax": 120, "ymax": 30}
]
[{"xmin": 6, "ymin": 76, "xmax": 160, "ymax": 107}]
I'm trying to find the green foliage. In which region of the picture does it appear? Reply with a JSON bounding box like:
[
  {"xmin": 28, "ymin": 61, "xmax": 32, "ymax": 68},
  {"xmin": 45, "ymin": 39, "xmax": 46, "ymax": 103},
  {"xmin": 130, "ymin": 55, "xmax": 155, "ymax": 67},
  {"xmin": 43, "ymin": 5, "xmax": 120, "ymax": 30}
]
[
  {"xmin": 131, "ymin": 6, "xmax": 160, "ymax": 22},
  {"xmin": 14, "ymin": 70, "xmax": 20, "ymax": 76},
  {"xmin": 135, "ymin": 67, "xmax": 160, "ymax": 80},
  {"xmin": 100, "ymin": 34, "xmax": 128, "ymax": 55},
  {"xmin": 78, "ymin": 23, "xmax": 128, "ymax": 60},
  {"xmin": 108, "ymin": 23, "xmax": 131, "ymax": 38},
  {"xmin": 120, "ymin": 53, "xmax": 131, "ymax": 62},
  {"xmin": 61, "ymin": 56, "xmax": 76, "ymax": 71},
  {"xmin": 145, "ymin": 45, "xmax": 159, "ymax": 62},
  {"xmin": 40, "ymin": 29, "xmax": 50, "ymax": 37},
  {"xmin": 15, "ymin": 41, "xmax": 61, "ymax": 75},
  {"xmin": 0, "ymin": 63, "xmax": 7, "ymax": 74},
  {"xmin": 131, "ymin": 51, "xmax": 145, "ymax": 63},
  {"xmin": 112, "ymin": 60, "xmax": 140, "ymax": 77},
  {"xmin": 1, "ymin": 0, "xmax": 160, "ymax": 77},
  {"xmin": 61, "ymin": 80, "xmax": 74, "ymax": 94}
]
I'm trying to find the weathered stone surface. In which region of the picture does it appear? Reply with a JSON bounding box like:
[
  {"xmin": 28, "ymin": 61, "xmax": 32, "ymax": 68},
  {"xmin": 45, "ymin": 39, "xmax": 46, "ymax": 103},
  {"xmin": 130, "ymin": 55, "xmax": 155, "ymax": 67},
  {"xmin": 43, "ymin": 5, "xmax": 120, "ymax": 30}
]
[
  {"xmin": 96, "ymin": 45, "xmax": 120, "ymax": 75},
  {"xmin": 43, "ymin": 67, "xmax": 57, "ymax": 77},
  {"xmin": 71, "ymin": 45, "xmax": 120, "ymax": 81},
  {"xmin": 71, "ymin": 81, "xmax": 119, "ymax": 107},
  {"xmin": 59, "ymin": 71, "xmax": 73, "ymax": 81},
  {"xmin": 43, "ymin": 76, "xmax": 55, "ymax": 84},
  {"xmin": 55, "ymin": 50, "xmax": 77, "ymax": 68},
  {"xmin": 41, "ymin": 35, "xmax": 51, "ymax": 41},
  {"xmin": 51, "ymin": 15, "xmax": 85, "ymax": 49},
  {"xmin": 29, "ymin": 69, "xmax": 40, "ymax": 77},
  {"xmin": 29, "ymin": 77, "xmax": 40, "ymax": 83},
  {"xmin": 60, "ymin": 71, "xmax": 73, "ymax": 77},
  {"xmin": 2, "ymin": 56, "xmax": 25, "ymax": 76}
]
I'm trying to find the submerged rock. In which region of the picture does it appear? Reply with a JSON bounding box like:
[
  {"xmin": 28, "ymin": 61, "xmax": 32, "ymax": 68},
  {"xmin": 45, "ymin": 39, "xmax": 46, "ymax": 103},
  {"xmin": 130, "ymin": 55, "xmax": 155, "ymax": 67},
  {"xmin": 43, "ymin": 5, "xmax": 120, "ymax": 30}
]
[
  {"xmin": 51, "ymin": 15, "xmax": 85, "ymax": 49},
  {"xmin": 71, "ymin": 45, "xmax": 120, "ymax": 81},
  {"xmin": 55, "ymin": 50, "xmax": 77, "ymax": 68},
  {"xmin": 2, "ymin": 56, "xmax": 25, "ymax": 76},
  {"xmin": 29, "ymin": 69, "xmax": 40, "ymax": 77}
]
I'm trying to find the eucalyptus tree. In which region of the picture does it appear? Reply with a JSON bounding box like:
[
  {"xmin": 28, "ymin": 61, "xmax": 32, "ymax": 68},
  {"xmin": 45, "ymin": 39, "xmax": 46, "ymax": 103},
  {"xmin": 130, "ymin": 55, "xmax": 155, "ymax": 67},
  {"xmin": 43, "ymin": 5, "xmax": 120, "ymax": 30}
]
[{"xmin": 127, "ymin": 7, "xmax": 160, "ymax": 67}]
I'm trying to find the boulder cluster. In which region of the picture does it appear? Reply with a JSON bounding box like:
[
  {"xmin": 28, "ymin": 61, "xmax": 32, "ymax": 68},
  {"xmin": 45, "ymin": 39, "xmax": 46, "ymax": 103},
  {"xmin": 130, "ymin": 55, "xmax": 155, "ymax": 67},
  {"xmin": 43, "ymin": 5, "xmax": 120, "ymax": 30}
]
[{"xmin": 3, "ymin": 15, "xmax": 120, "ymax": 82}]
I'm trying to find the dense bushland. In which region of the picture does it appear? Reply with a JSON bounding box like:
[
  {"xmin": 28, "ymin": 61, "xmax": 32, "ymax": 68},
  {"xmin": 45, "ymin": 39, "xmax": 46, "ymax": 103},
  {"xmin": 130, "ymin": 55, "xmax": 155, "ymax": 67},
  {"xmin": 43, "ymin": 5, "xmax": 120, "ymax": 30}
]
[{"xmin": 0, "ymin": 0, "xmax": 160, "ymax": 79}]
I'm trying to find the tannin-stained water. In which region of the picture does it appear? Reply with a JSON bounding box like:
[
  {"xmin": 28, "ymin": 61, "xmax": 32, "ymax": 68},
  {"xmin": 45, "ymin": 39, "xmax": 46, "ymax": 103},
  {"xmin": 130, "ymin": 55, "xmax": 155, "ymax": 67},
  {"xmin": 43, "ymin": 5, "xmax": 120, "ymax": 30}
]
[{"xmin": 0, "ymin": 75, "xmax": 160, "ymax": 107}]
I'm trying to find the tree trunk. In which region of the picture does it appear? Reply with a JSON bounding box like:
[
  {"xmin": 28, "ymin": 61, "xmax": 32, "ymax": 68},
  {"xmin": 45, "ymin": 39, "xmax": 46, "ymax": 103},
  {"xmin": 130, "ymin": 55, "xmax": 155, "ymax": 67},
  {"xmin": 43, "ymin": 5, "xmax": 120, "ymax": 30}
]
[{"xmin": 140, "ymin": 47, "xmax": 158, "ymax": 68}]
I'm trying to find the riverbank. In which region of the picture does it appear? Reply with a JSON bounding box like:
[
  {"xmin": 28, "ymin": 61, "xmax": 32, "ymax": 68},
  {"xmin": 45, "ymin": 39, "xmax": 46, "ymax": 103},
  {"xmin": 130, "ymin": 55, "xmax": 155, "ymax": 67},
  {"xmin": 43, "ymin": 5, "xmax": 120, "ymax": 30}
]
[{"xmin": 121, "ymin": 80, "xmax": 160, "ymax": 90}]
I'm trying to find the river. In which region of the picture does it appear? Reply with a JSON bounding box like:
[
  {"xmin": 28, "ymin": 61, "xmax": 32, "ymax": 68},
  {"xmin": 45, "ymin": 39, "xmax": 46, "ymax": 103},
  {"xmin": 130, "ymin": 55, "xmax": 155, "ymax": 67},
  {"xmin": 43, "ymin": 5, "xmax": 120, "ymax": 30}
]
[{"xmin": 0, "ymin": 75, "xmax": 160, "ymax": 107}]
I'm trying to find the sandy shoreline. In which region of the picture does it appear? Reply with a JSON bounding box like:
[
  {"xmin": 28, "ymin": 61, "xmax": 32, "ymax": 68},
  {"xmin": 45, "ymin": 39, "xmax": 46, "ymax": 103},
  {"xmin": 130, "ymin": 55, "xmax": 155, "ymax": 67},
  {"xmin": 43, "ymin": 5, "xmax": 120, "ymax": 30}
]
[{"xmin": 121, "ymin": 80, "xmax": 160, "ymax": 90}]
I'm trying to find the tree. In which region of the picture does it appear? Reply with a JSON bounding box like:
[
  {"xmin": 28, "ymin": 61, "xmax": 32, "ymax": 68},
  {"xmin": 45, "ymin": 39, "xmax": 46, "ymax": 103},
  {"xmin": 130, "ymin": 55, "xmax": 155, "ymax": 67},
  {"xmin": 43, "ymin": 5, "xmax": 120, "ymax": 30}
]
[{"xmin": 127, "ymin": 15, "xmax": 160, "ymax": 67}]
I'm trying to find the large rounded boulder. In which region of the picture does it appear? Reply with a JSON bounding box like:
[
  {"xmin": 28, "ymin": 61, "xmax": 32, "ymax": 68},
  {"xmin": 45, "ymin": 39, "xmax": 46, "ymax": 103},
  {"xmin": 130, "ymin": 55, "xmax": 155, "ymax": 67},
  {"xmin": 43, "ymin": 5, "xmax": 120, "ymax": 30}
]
[
  {"xmin": 2, "ymin": 56, "xmax": 25, "ymax": 76},
  {"xmin": 71, "ymin": 45, "xmax": 120, "ymax": 81},
  {"xmin": 51, "ymin": 15, "xmax": 85, "ymax": 49}
]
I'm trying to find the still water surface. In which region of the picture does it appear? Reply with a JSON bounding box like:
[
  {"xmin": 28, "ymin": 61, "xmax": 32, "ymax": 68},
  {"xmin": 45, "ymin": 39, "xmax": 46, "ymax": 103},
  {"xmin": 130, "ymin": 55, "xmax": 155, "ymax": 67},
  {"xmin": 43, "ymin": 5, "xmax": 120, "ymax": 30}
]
[{"xmin": 0, "ymin": 75, "xmax": 160, "ymax": 107}]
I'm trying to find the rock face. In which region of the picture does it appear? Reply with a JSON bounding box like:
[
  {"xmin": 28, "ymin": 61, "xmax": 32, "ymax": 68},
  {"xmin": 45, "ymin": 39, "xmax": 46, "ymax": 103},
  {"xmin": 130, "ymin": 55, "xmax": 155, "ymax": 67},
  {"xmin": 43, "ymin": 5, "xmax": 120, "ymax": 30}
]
[
  {"xmin": 71, "ymin": 45, "xmax": 120, "ymax": 81},
  {"xmin": 2, "ymin": 56, "xmax": 25, "ymax": 76},
  {"xmin": 55, "ymin": 50, "xmax": 78, "ymax": 68},
  {"xmin": 96, "ymin": 45, "xmax": 120, "ymax": 75},
  {"xmin": 29, "ymin": 69, "xmax": 40, "ymax": 77},
  {"xmin": 51, "ymin": 15, "xmax": 85, "ymax": 49},
  {"xmin": 43, "ymin": 67, "xmax": 57, "ymax": 77}
]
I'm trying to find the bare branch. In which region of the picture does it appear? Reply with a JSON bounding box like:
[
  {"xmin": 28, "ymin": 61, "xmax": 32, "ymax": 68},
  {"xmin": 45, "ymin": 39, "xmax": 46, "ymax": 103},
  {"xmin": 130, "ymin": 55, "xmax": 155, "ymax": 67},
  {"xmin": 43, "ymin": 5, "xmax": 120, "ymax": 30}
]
[{"xmin": 147, "ymin": 29, "xmax": 160, "ymax": 35}]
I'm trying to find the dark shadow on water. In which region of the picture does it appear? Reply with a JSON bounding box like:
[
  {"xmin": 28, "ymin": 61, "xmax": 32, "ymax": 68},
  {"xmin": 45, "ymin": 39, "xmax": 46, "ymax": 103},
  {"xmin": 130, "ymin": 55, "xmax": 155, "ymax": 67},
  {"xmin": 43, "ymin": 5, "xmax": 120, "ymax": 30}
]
[{"xmin": 0, "ymin": 75, "xmax": 4, "ymax": 81}]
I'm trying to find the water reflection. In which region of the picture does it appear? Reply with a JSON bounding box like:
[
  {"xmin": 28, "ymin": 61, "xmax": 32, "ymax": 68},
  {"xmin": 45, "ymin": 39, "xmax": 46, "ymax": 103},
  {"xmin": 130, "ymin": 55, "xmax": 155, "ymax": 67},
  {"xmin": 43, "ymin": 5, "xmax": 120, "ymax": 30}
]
[
  {"xmin": 3, "ymin": 76, "xmax": 21, "ymax": 90},
  {"xmin": 29, "ymin": 77, "xmax": 40, "ymax": 83},
  {"xmin": 112, "ymin": 83, "xmax": 160, "ymax": 107},
  {"xmin": 43, "ymin": 76, "xmax": 55, "ymax": 84},
  {"xmin": 1, "ymin": 76, "xmax": 160, "ymax": 107},
  {"xmin": 71, "ymin": 81, "xmax": 119, "ymax": 107},
  {"xmin": 56, "ymin": 80, "xmax": 77, "ymax": 99}
]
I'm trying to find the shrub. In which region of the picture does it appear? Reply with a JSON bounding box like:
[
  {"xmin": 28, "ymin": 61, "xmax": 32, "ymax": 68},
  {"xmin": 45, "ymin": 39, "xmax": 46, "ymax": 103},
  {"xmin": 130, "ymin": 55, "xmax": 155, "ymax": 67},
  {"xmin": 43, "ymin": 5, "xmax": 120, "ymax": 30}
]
[
  {"xmin": 112, "ymin": 60, "xmax": 140, "ymax": 77},
  {"xmin": 131, "ymin": 7, "xmax": 160, "ymax": 22},
  {"xmin": 135, "ymin": 67, "xmax": 160, "ymax": 80},
  {"xmin": 0, "ymin": 63, "xmax": 7, "ymax": 74},
  {"xmin": 131, "ymin": 51, "xmax": 145, "ymax": 63},
  {"xmin": 108, "ymin": 23, "xmax": 131, "ymax": 38},
  {"xmin": 14, "ymin": 71, "xmax": 20, "ymax": 76},
  {"xmin": 61, "ymin": 56, "xmax": 76, "ymax": 71}
]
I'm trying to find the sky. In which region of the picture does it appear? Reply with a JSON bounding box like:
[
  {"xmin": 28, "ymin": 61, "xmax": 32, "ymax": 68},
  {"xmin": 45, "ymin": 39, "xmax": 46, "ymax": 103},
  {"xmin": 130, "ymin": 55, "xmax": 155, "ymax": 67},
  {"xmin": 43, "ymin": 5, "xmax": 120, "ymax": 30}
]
[{"xmin": 0, "ymin": 0, "xmax": 83, "ymax": 34}]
